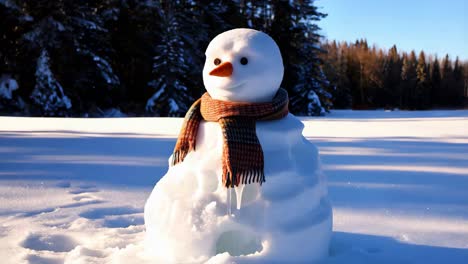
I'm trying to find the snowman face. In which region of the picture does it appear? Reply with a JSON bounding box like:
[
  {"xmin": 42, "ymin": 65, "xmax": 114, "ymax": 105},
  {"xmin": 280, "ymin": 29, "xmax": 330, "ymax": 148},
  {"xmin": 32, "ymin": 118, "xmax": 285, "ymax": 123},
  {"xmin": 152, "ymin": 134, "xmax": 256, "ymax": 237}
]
[{"xmin": 203, "ymin": 28, "xmax": 284, "ymax": 103}]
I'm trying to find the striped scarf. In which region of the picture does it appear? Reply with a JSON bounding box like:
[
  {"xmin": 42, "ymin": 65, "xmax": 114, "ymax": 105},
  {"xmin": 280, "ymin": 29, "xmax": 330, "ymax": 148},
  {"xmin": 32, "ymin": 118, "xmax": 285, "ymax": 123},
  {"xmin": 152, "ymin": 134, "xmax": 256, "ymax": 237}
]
[{"xmin": 171, "ymin": 88, "xmax": 289, "ymax": 188}]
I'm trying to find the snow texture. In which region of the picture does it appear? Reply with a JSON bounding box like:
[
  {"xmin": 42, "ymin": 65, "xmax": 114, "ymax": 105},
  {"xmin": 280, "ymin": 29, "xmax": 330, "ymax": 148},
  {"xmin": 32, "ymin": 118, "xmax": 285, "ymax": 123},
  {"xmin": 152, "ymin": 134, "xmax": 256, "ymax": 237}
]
[
  {"xmin": 144, "ymin": 114, "xmax": 332, "ymax": 263},
  {"xmin": 1, "ymin": 110, "xmax": 468, "ymax": 263}
]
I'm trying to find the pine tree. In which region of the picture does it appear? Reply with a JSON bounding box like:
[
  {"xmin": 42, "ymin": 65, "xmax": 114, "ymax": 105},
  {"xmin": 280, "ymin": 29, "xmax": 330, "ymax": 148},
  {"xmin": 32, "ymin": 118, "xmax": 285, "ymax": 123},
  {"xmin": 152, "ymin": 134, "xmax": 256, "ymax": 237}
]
[
  {"xmin": 2, "ymin": 0, "xmax": 334, "ymax": 116},
  {"xmin": 344, "ymin": 44, "xmax": 361, "ymax": 108},
  {"xmin": 430, "ymin": 57, "xmax": 441, "ymax": 106},
  {"xmin": 336, "ymin": 43, "xmax": 352, "ymax": 108},
  {"xmin": 354, "ymin": 41, "xmax": 384, "ymax": 107},
  {"xmin": 453, "ymin": 57, "xmax": 464, "ymax": 105},
  {"xmin": 321, "ymin": 39, "xmax": 466, "ymax": 109},
  {"xmin": 0, "ymin": 0, "xmax": 21, "ymax": 74},
  {"xmin": 441, "ymin": 54, "xmax": 455, "ymax": 105},
  {"xmin": 415, "ymin": 51, "xmax": 430, "ymax": 109},
  {"xmin": 103, "ymin": 0, "xmax": 163, "ymax": 114},
  {"xmin": 240, "ymin": 0, "xmax": 272, "ymax": 31},
  {"xmin": 384, "ymin": 45, "xmax": 402, "ymax": 108},
  {"xmin": 0, "ymin": 0, "xmax": 31, "ymax": 111},
  {"xmin": 268, "ymin": 0, "xmax": 330, "ymax": 115},
  {"xmin": 3, "ymin": 0, "xmax": 120, "ymax": 115},
  {"xmin": 146, "ymin": 3, "xmax": 194, "ymax": 116},
  {"xmin": 400, "ymin": 51, "xmax": 417, "ymax": 109},
  {"xmin": 373, "ymin": 48, "xmax": 388, "ymax": 108},
  {"xmin": 30, "ymin": 50, "xmax": 71, "ymax": 116},
  {"xmin": 321, "ymin": 41, "xmax": 351, "ymax": 109},
  {"xmin": 464, "ymin": 62, "xmax": 468, "ymax": 99},
  {"xmin": 356, "ymin": 41, "xmax": 367, "ymax": 106}
]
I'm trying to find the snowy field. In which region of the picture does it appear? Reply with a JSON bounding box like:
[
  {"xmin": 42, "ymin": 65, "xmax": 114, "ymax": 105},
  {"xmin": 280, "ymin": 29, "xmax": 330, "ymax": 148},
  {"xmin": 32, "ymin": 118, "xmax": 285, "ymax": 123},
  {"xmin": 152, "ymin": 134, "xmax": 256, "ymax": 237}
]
[{"xmin": 1, "ymin": 110, "xmax": 468, "ymax": 264}]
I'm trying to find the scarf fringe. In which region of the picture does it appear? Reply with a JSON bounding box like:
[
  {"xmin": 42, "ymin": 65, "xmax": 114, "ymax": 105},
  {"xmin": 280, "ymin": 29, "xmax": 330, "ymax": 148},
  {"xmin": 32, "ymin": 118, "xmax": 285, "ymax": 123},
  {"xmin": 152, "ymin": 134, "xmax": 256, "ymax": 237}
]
[
  {"xmin": 171, "ymin": 149, "xmax": 190, "ymax": 166},
  {"xmin": 224, "ymin": 169, "xmax": 265, "ymax": 188}
]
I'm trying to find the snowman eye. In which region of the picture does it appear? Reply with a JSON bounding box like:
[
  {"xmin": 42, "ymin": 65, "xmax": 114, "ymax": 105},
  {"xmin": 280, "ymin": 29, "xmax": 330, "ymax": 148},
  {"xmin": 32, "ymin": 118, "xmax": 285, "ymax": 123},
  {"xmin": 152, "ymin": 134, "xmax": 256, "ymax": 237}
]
[
  {"xmin": 240, "ymin": 57, "xmax": 248, "ymax": 65},
  {"xmin": 214, "ymin": 58, "xmax": 221, "ymax": 65}
]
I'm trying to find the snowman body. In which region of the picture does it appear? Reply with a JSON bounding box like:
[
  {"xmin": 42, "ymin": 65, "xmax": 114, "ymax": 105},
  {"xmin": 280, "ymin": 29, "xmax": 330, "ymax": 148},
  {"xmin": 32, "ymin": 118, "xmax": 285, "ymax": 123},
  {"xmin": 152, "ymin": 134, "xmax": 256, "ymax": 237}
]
[
  {"xmin": 144, "ymin": 114, "xmax": 332, "ymax": 263},
  {"xmin": 144, "ymin": 28, "xmax": 332, "ymax": 263}
]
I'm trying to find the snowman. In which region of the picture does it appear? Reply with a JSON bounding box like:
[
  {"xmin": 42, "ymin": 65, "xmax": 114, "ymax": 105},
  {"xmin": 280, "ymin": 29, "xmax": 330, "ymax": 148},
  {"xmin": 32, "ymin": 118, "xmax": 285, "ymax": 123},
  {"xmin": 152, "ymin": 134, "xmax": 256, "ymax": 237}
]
[{"xmin": 144, "ymin": 28, "xmax": 332, "ymax": 263}]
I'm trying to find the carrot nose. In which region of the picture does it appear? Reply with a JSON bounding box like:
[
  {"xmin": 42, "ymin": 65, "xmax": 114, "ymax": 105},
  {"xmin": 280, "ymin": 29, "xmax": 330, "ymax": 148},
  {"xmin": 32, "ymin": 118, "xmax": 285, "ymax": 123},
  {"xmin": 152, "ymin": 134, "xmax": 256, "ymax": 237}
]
[{"xmin": 209, "ymin": 62, "xmax": 233, "ymax": 77}]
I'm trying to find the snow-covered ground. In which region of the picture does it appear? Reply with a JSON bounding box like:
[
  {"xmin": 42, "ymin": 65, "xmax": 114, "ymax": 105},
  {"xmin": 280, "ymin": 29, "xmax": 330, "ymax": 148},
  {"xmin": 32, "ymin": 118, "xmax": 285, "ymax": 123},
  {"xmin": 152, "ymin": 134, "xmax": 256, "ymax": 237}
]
[{"xmin": 1, "ymin": 110, "xmax": 468, "ymax": 263}]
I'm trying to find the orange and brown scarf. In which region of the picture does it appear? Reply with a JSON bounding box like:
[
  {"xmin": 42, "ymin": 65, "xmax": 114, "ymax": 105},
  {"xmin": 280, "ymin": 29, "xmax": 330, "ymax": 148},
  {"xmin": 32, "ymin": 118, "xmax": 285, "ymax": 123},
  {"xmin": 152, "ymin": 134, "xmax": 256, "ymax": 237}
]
[{"xmin": 171, "ymin": 88, "xmax": 289, "ymax": 188}]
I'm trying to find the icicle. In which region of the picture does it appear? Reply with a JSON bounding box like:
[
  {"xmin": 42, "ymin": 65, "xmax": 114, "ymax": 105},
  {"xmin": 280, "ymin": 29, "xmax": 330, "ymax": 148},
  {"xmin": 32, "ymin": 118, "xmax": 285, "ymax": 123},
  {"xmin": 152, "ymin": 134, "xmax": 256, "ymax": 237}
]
[
  {"xmin": 227, "ymin": 187, "xmax": 232, "ymax": 216},
  {"xmin": 234, "ymin": 183, "xmax": 245, "ymax": 210}
]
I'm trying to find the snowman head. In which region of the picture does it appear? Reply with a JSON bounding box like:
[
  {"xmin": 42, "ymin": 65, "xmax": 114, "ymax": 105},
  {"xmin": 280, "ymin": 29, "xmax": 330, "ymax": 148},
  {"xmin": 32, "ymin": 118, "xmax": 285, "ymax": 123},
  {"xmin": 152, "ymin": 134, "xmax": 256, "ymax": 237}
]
[{"xmin": 203, "ymin": 28, "xmax": 284, "ymax": 103}]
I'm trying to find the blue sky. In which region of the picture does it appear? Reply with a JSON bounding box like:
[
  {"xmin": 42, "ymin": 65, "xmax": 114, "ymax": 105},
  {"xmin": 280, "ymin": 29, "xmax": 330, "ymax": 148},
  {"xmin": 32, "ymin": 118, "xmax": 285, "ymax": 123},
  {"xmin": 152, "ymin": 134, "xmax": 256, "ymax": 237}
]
[{"xmin": 317, "ymin": 0, "xmax": 467, "ymax": 60}]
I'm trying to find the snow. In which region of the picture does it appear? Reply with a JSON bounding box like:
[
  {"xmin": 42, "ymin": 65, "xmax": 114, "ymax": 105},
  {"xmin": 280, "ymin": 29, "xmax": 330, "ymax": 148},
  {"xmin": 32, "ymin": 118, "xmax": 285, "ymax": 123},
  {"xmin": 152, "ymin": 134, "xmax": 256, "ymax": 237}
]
[
  {"xmin": 79, "ymin": 51, "xmax": 119, "ymax": 87},
  {"xmin": 0, "ymin": 0, "xmax": 18, "ymax": 10},
  {"xmin": 146, "ymin": 84, "xmax": 166, "ymax": 112},
  {"xmin": 307, "ymin": 90, "xmax": 325, "ymax": 116},
  {"xmin": 0, "ymin": 74, "xmax": 19, "ymax": 100},
  {"xmin": 72, "ymin": 17, "xmax": 106, "ymax": 31},
  {"xmin": 1, "ymin": 110, "xmax": 468, "ymax": 263}
]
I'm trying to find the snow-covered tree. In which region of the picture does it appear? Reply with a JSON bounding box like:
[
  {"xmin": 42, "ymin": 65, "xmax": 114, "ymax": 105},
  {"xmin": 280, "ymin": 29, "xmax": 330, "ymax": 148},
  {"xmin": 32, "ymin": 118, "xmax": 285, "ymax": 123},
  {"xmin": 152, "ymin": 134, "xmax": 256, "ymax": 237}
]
[
  {"xmin": 1, "ymin": 0, "xmax": 335, "ymax": 116},
  {"xmin": 6, "ymin": 0, "xmax": 120, "ymax": 115},
  {"xmin": 30, "ymin": 50, "xmax": 71, "ymax": 116},
  {"xmin": 146, "ymin": 5, "xmax": 195, "ymax": 116}
]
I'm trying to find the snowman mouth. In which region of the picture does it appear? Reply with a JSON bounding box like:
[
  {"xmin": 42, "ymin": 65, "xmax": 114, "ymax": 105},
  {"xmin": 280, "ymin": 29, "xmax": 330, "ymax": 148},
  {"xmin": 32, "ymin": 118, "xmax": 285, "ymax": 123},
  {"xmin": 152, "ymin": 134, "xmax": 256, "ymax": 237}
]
[{"xmin": 226, "ymin": 82, "xmax": 245, "ymax": 90}]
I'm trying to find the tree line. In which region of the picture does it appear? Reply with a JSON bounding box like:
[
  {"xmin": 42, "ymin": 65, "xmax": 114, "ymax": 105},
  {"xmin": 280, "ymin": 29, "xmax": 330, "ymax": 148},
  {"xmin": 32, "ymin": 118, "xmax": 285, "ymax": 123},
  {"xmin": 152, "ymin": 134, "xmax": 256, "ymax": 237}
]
[
  {"xmin": 0, "ymin": 0, "xmax": 329, "ymax": 117},
  {"xmin": 321, "ymin": 40, "xmax": 468, "ymax": 110}
]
